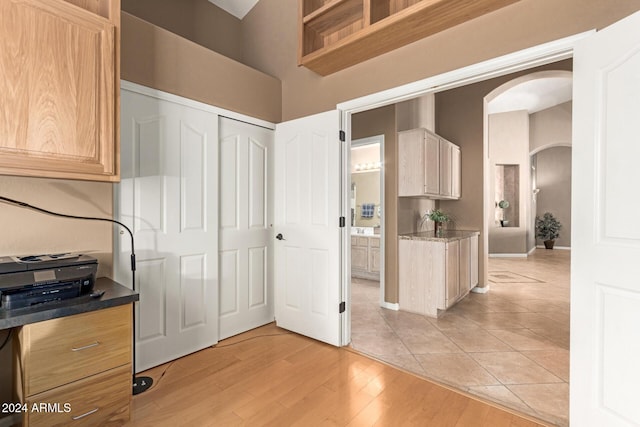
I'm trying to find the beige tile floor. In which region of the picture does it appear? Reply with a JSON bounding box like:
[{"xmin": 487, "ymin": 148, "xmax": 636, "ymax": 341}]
[{"xmin": 350, "ymin": 249, "xmax": 570, "ymax": 426}]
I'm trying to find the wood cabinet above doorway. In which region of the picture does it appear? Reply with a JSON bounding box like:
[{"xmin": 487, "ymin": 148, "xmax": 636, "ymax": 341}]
[{"xmin": 298, "ymin": 0, "xmax": 520, "ymax": 75}]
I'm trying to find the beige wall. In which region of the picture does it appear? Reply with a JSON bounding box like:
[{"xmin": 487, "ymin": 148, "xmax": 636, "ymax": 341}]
[
  {"xmin": 436, "ymin": 60, "xmax": 572, "ymax": 286},
  {"xmin": 121, "ymin": 13, "xmax": 282, "ymax": 123},
  {"xmin": 530, "ymin": 101, "xmax": 573, "ymax": 153},
  {"xmin": 242, "ymin": 0, "xmax": 640, "ymax": 121},
  {"xmin": 352, "ymin": 172, "xmax": 381, "ymax": 228},
  {"xmin": 122, "ymin": 0, "xmax": 243, "ymax": 63},
  {"xmin": 535, "ymin": 147, "xmax": 572, "ymax": 247},
  {"xmin": 488, "ymin": 110, "xmax": 531, "ymax": 254},
  {"xmin": 0, "ymin": 176, "xmax": 113, "ymax": 407}
]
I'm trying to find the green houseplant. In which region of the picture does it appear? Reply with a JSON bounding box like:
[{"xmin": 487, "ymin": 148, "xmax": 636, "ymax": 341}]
[
  {"xmin": 535, "ymin": 212, "xmax": 562, "ymax": 249},
  {"xmin": 428, "ymin": 209, "xmax": 450, "ymax": 237}
]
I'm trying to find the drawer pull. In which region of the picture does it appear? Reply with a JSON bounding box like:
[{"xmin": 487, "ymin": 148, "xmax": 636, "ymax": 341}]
[
  {"xmin": 72, "ymin": 408, "xmax": 99, "ymax": 420},
  {"xmin": 71, "ymin": 341, "xmax": 100, "ymax": 351}
]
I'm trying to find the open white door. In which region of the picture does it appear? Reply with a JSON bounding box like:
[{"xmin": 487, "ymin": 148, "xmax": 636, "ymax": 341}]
[
  {"xmin": 572, "ymin": 12, "xmax": 640, "ymax": 426},
  {"xmin": 274, "ymin": 110, "xmax": 342, "ymax": 346}
]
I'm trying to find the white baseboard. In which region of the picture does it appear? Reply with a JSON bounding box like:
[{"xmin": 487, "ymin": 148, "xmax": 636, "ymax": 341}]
[
  {"xmin": 528, "ymin": 246, "xmax": 537, "ymax": 256},
  {"xmin": 381, "ymin": 302, "xmax": 399, "ymax": 311},
  {"xmin": 535, "ymin": 245, "xmax": 571, "ymax": 250},
  {"xmin": 471, "ymin": 285, "xmax": 490, "ymax": 294},
  {"xmin": 489, "ymin": 253, "xmax": 528, "ymax": 258}
]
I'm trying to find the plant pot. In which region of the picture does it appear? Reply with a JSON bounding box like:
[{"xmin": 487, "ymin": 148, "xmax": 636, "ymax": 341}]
[
  {"xmin": 434, "ymin": 222, "xmax": 443, "ymax": 237},
  {"xmin": 544, "ymin": 240, "xmax": 555, "ymax": 249}
]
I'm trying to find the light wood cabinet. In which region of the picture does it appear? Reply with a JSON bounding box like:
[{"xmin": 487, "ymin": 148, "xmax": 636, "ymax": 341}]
[
  {"xmin": 298, "ymin": 0, "xmax": 520, "ymax": 75},
  {"xmin": 14, "ymin": 305, "xmax": 132, "ymax": 426},
  {"xmin": 399, "ymin": 233, "xmax": 478, "ymax": 317},
  {"xmin": 398, "ymin": 128, "xmax": 460, "ymax": 199},
  {"xmin": 351, "ymin": 235, "xmax": 380, "ymax": 280},
  {"xmin": 0, "ymin": 0, "xmax": 120, "ymax": 181}
]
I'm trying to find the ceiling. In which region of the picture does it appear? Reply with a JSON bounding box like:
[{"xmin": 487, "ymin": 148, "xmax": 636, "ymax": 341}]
[
  {"xmin": 207, "ymin": 0, "xmax": 259, "ymax": 19},
  {"xmin": 488, "ymin": 76, "xmax": 573, "ymax": 115}
]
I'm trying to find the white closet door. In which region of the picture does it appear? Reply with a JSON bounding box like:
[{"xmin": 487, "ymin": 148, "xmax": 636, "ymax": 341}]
[
  {"xmin": 117, "ymin": 88, "xmax": 219, "ymax": 372},
  {"xmin": 219, "ymin": 117, "xmax": 274, "ymax": 339}
]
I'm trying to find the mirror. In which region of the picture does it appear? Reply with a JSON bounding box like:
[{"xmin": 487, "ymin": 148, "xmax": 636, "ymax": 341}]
[
  {"xmin": 494, "ymin": 164, "xmax": 519, "ymax": 227},
  {"xmin": 351, "ymin": 171, "xmax": 380, "ymax": 227}
]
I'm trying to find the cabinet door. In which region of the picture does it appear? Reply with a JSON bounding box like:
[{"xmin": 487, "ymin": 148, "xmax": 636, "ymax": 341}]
[
  {"xmin": 0, "ymin": 0, "xmax": 117, "ymax": 181},
  {"xmin": 459, "ymin": 237, "xmax": 471, "ymax": 295},
  {"xmin": 469, "ymin": 234, "xmax": 479, "ymax": 288},
  {"xmin": 439, "ymin": 139, "xmax": 452, "ymax": 197},
  {"xmin": 424, "ymin": 131, "xmax": 440, "ymax": 195},
  {"xmin": 398, "ymin": 129, "xmax": 426, "ymax": 196},
  {"xmin": 445, "ymin": 240, "xmax": 459, "ymax": 307},
  {"xmin": 370, "ymin": 247, "xmax": 381, "ymax": 273},
  {"xmin": 351, "ymin": 245, "xmax": 369, "ymax": 271},
  {"xmin": 451, "ymin": 144, "xmax": 461, "ymax": 199}
]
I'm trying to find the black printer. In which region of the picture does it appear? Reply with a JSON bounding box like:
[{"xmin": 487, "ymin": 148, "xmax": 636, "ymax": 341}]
[{"xmin": 0, "ymin": 253, "xmax": 97, "ymax": 309}]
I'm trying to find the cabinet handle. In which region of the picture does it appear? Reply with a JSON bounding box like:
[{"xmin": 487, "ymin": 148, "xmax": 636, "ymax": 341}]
[
  {"xmin": 72, "ymin": 408, "xmax": 99, "ymax": 420},
  {"xmin": 71, "ymin": 341, "xmax": 100, "ymax": 351}
]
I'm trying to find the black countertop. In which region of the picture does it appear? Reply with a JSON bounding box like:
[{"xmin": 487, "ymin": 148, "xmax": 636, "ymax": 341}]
[{"xmin": 0, "ymin": 277, "xmax": 138, "ymax": 329}]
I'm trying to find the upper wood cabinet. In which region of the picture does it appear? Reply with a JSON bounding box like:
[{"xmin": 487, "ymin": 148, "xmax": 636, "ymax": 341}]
[
  {"xmin": 398, "ymin": 128, "xmax": 460, "ymax": 199},
  {"xmin": 0, "ymin": 0, "xmax": 120, "ymax": 181},
  {"xmin": 298, "ymin": 0, "xmax": 520, "ymax": 75}
]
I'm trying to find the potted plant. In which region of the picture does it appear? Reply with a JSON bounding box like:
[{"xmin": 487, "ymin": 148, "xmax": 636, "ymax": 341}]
[
  {"xmin": 535, "ymin": 212, "xmax": 562, "ymax": 249},
  {"xmin": 428, "ymin": 209, "xmax": 450, "ymax": 237}
]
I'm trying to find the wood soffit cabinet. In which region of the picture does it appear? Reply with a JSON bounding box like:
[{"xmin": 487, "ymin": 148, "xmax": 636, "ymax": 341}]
[
  {"xmin": 299, "ymin": 0, "xmax": 520, "ymax": 75},
  {"xmin": 0, "ymin": 0, "xmax": 120, "ymax": 181}
]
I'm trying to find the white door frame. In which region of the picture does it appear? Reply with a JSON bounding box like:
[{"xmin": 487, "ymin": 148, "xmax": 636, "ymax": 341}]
[
  {"xmin": 350, "ymin": 135, "xmax": 386, "ymax": 309},
  {"xmin": 337, "ymin": 30, "xmax": 592, "ymax": 344}
]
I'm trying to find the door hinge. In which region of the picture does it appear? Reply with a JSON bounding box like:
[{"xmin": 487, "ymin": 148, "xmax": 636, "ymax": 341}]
[
  {"xmin": 339, "ymin": 130, "xmax": 346, "ymax": 142},
  {"xmin": 339, "ymin": 216, "xmax": 346, "ymax": 227},
  {"xmin": 339, "ymin": 301, "xmax": 346, "ymax": 313}
]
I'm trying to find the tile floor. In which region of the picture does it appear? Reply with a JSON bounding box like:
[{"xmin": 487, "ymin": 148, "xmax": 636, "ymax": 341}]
[{"xmin": 350, "ymin": 249, "xmax": 570, "ymax": 426}]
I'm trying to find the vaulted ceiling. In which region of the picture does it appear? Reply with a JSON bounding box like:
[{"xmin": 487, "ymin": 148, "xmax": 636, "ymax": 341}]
[{"xmin": 207, "ymin": 0, "xmax": 259, "ymax": 19}]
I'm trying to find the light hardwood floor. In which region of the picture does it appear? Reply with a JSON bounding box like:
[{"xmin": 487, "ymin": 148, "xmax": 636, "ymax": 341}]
[
  {"xmin": 350, "ymin": 249, "xmax": 569, "ymax": 426},
  {"xmin": 127, "ymin": 323, "xmax": 546, "ymax": 426}
]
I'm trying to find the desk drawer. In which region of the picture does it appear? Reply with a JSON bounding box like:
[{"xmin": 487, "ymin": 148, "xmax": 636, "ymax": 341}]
[
  {"xmin": 19, "ymin": 304, "xmax": 131, "ymax": 396},
  {"xmin": 25, "ymin": 364, "xmax": 131, "ymax": 427}
]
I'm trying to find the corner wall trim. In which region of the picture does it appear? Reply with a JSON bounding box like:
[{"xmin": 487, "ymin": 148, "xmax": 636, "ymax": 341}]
[
  {"xmin": 471, "ymin": 286, "xmax": 490, "ymax": 294},
  {"xmin": 381, "ymin": 302, "xmax": 399, "ymax": 311}
]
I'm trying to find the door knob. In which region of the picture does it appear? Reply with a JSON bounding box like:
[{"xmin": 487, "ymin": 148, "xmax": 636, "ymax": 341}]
[{"xmin": 276, "ymin": 233, "xmax": 285, "ymax": 241}]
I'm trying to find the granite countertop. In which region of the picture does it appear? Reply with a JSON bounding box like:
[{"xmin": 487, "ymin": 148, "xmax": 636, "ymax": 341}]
[
  {"xmin": 0, "ymin": 277, "xmax": 139, "ymax": 329},
  {"xmin": 399, "ymin": 230, "xmax": 479, "ymax": 242}
]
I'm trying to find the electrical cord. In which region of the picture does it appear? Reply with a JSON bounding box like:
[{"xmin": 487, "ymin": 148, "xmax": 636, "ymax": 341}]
[{"xmin": 0, "ymin": 329, "xmax": 12, "ymax": 352}]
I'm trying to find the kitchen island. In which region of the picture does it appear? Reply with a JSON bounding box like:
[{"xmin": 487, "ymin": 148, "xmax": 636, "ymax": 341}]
[{"xmin": 399, "ymin": 230, "xmax": 479, "ymax": 317}]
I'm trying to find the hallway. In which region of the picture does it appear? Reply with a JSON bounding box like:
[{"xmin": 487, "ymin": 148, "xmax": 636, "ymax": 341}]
[{"xmin": 350, "ymin": 249, "xmax": 570, "ymax": 426}]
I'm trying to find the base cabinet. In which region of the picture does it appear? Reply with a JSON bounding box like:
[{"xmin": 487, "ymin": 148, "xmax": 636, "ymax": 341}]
[
  {"xmin": 14, "ymin": 305, "xmax": 132, "ymax": 426},
  {"xmin": 351, "ymin": 235, "xmax": 380, "ymax": 280},
  {"xmin": 399, "ymin": 234, "xmax": 479, "ymax": 317}
]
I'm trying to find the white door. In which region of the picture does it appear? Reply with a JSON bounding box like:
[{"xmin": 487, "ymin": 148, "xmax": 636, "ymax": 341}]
[
  {"xmin": 571, "ymin": 12, "xmax": 640, "ymax": 426},
  {"xmin": 219, "ymin": 117, "xmax": 274, "ymax": 339},
  {"xmin": 117, "ymin": 88, "xmax": 219, "ymax": 372},
  {"xmin": 274, "ymin": 110, "xmax": 342, "ymax": 346}
]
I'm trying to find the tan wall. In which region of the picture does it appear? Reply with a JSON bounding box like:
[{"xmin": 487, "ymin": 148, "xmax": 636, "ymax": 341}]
[
  {"xmin": 488, "ymin": 110, "xmax": 531, "ymax": 254},
  {"xmin": 535, "ymin": 147, "xmax": 572, "ymax": 247},
  {"xmin": 242, "ymin": 0, "xmax": 640, "ymax": 121},
  {"xmin": 121, "ymin": 13, "xmax": 282, "ymax": 123},
  {"xmin": 530, "ymin": 101, "xmax": 573, "ymax": 153},
  {"xmin": 352, "ymin": 105, "xmax": 398, "ymax": 303},
  {"xmin": 0, "ymin": 176, "xmax": 113, "ymax": 407},
  {"xmin": 436, "ymin": 60, "xmax": 572, "ymax": 286},
  {"xmin": 122, "ymin": 0, "xmax": 243, "ymax": 63}
]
